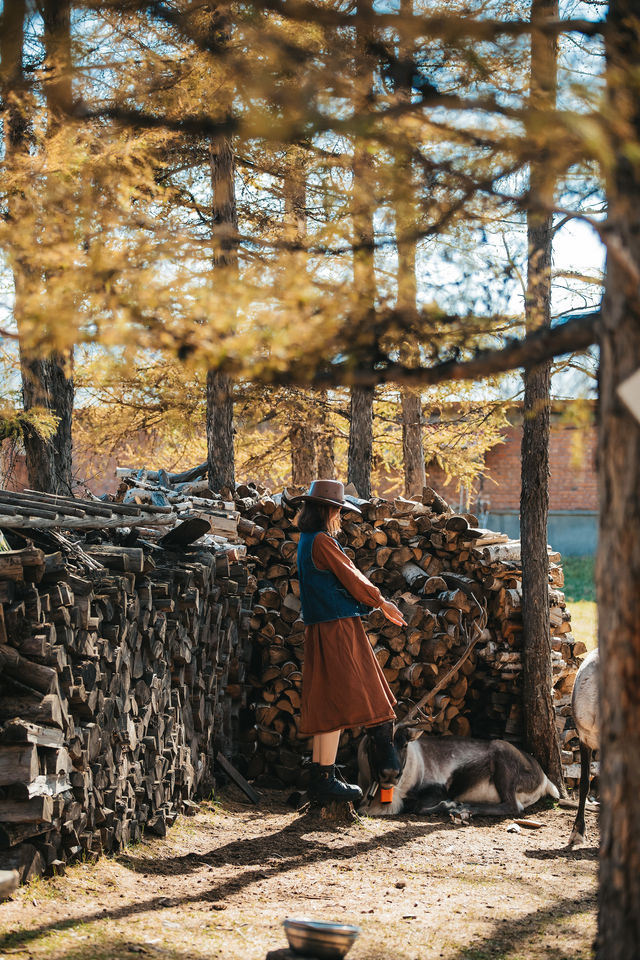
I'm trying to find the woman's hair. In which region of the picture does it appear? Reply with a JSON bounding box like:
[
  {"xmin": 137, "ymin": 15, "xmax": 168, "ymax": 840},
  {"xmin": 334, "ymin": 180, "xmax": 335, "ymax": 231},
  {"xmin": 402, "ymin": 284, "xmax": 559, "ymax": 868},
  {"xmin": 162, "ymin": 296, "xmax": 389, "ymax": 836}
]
[{"xmin": 296, "ymin": 501, "xmax": 341, "ymax": 535}]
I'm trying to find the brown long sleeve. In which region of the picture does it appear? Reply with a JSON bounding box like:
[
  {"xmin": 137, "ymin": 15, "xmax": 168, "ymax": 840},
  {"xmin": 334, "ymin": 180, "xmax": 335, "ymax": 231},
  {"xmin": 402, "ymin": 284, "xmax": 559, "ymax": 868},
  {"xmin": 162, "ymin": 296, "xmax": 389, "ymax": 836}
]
[{"xmin": 312, "ymin": 532, "xmax": 384, "ymax": 609}]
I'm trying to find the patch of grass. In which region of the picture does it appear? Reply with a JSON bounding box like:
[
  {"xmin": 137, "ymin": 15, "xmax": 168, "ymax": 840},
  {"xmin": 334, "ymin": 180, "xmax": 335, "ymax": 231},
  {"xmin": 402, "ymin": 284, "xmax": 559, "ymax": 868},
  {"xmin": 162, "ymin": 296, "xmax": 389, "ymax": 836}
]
[
  {"xmin": 568, "ymin": 601, "xmax": 598, "ymax": 652},
  {"xmin": 23, "ymin": 875, "xmax": 60, "ymax": 903},
  {"xmin": 562, "ymin": 556, "xmax": 597, "ymax": 651},
  {"xmin": 562, "ymin": 556, "xmax": 596, "ymax": 603}
]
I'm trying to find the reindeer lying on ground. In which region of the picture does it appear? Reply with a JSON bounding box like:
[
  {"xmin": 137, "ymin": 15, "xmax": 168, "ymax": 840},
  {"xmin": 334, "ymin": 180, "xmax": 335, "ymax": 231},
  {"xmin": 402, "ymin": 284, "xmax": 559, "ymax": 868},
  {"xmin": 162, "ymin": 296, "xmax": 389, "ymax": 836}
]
[
  {"xmin": 358, "ymin": 724, "xmax": 560, "ymax": 818},
  {"xmin": 359, "ymin": 591, "xmax": 558, "ymax": 820},
  {"xmin": 568, "ymin": 648, "xmax": 599, "ymax": 848}
]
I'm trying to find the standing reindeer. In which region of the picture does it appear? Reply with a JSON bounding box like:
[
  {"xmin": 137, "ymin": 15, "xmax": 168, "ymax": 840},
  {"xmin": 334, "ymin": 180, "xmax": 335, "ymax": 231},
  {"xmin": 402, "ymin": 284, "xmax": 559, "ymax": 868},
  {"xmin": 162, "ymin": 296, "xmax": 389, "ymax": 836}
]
[{"xmin": 568, "ymin": 648, "xmax": 600, "ymax": 848}]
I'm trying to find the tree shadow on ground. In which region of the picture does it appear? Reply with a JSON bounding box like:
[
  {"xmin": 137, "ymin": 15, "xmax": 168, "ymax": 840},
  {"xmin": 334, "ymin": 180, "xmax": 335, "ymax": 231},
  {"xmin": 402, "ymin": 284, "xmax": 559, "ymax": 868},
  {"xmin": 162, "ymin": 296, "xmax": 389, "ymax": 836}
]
[
  {"xmin": 19, "ymin": 935, "xmax": 205, "ymax": 960},
  {"xmin": 118, "ymin": 807, "xmax": 450, "ymax": 876},
  {"xmin": 525, "ymin": 845, "xmax": 598, "ymax": 862},
  {"xmin": 444, "ymin": 891, "xmax": 597, "ymax": 960},
  {"xmin": 0, "ymin": 816, "xmax": 448, "ymax": 954}
]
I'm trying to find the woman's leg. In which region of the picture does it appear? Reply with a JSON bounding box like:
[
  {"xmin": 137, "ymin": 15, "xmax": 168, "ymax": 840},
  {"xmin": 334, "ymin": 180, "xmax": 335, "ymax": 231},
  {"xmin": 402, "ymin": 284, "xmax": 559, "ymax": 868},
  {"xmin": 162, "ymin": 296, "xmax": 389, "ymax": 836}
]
[
  {"xmin": 312, "ymin": 730, "xmax": 341, "ymax": 765},
  {"xmin": 309, "ymin": 729, "xmax": 362, "ymax": 802}
]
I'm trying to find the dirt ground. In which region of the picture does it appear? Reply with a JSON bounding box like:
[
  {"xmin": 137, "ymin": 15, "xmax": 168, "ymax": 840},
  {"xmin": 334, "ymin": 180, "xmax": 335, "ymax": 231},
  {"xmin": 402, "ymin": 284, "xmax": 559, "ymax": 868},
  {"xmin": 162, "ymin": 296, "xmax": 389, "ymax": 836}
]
[{"xmin": 0, "ymin": 788, "xmax": 598, "ymax": 960}]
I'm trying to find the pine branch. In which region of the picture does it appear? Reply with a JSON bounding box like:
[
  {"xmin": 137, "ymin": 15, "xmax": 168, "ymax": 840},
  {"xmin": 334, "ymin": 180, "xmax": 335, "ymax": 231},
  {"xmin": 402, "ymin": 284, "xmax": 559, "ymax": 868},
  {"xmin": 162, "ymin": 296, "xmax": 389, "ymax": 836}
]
[{"xmin": 267, "ymin": 311, "xmax": 600, "ymax": 389}]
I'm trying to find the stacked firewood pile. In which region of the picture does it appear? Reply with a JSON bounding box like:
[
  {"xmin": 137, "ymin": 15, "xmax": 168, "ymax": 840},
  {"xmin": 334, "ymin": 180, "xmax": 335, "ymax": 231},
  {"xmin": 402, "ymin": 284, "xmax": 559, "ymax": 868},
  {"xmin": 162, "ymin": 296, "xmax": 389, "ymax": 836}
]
[
  {"xmin": 233, "ymin": 486, "xmax": 587, "ymax": 787},
  {"xmin": 110, "ymin": 471, "xmax": 588, "ymax": 789},
  {"xmin": 0, "ymin": 487, "xmax": 174, "ymax": 532},
  {"xmin": 114, "ymin": 462, "xmax": 263, "ymax": 544},
  {"xmin": 0, "ymin": 490, "xmax": 255, "ymax": 883}
]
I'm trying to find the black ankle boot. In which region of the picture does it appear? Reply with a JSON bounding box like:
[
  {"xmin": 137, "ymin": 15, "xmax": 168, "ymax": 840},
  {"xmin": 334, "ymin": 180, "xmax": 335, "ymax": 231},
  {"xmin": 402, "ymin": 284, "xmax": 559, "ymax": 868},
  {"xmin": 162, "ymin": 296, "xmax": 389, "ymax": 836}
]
[{"xmin": 309, "ymin": 763, "xmax": 362, "ymax": 803}]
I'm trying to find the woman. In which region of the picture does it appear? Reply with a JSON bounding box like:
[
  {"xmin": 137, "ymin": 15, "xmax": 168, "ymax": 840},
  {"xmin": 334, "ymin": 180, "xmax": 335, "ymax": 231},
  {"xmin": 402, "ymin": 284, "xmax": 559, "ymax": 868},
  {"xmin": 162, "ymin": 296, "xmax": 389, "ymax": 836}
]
[{"xmin": 294, "ymin": 479, "xmax": 406, "ymax": 802}]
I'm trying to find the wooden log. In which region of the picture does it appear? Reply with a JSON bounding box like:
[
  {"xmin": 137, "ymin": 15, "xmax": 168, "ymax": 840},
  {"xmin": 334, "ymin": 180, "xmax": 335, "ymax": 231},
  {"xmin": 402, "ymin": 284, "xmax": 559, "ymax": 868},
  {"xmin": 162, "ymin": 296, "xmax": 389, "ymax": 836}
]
[
  {"xmin": 310, "ymin": 800, "xmax": 358, "ymax": 824},
  {"xmin": 422, "ymin": 486, "xmax": 449, "ymax": 513},
  {"xmin": 0, "ymin": 694, "xmax": 65, "ymax": 729},
  {"xmin": 401, "ymin": 562, "xmax": 428, "ymax": 591},
  {"xmin": 0, "ymin": 645, "xmax": 58, "ymax": 694},
  {"xmin": 83, "ymin": 546, "xmax": 145, "ymax": 573},
  {"xmin": 0, "ymin": 869, "xmax": 19, "ymax": 896},
  {"xmin": 0, "ymin": 845, "xmax": 44, "ymax": 884},
  {"xmin": 0, "ymin": 796, "xmax": 53, "ymax": 823},
  {"xmin": 0, "ymin": 745, "xmax": 38, "ymax": 786}
]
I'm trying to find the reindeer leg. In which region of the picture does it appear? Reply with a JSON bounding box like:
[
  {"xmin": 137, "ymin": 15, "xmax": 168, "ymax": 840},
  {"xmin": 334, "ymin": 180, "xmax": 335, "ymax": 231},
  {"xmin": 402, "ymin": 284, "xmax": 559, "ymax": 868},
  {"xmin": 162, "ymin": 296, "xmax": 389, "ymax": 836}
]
[
  {"xmin": 409, "ymin": 782, "xmax": 453, "ymax": 815},
  {"xmin": 448, "ymin": 753, "xmax": 521, "ymax": 819},
  {"xmin": 568, "ymin": 743, "xmax": 592, "ymax": 848}
]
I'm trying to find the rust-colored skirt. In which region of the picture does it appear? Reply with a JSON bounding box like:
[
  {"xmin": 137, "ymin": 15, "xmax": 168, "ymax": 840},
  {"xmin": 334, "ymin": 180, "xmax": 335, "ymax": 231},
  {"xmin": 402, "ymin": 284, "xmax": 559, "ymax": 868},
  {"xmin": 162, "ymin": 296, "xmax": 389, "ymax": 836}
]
[{"xmin": 299, "ymin": 616, "xmax": 397, "ymax": 736}]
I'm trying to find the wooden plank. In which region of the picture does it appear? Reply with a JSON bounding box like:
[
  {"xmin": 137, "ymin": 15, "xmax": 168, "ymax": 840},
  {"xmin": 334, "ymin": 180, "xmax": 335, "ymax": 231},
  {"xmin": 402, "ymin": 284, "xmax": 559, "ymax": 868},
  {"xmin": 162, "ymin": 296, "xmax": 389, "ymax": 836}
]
[{"xmin": 215, "ymin": 752, "xmax": 260, "ymax": 804}]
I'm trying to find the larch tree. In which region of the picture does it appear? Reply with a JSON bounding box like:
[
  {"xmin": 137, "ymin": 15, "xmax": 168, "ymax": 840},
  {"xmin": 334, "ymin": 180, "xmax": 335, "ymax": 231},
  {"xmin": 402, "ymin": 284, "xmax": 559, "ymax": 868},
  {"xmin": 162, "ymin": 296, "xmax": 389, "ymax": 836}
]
[
  {"xmin": 348, "ymin": 0, "xmax": 376, "ymax": 498},
  {"xmin": 284, "ymin": 147, "xmax": 318, "ymax": 486},
  {"xmin": 520, "ymin": 0, "xmax": 565, "ymax": 789},
  {"xmin": 206, "ymin": 8, "xmax": 237, "ymax": 493},
  {"xmin": 40, "ymin": 0, "xmax": 75, "ymax": 493},
  {"xmin": 597, "ymin": 2, "xmax": 640, "ymax": 956},
  {"xmin": 396, "ymin": 0, "xmax": 426, "ymax": 498},
  {"xmin": 1, "ymin": 0, "xmax": 74, "ymax": 493}
]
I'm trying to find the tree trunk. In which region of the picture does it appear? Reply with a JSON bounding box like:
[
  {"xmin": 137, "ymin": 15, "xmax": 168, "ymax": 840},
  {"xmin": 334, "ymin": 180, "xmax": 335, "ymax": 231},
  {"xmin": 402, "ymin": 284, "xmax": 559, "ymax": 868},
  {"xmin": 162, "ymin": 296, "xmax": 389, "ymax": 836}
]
[
  {"xmin": 284, "ymin": 147, "xmax": 307, "ymax": 267},
  {"xmin": 317, "ymin": 433, "xmax": 336, "ymax": 479},
  {"xmin": 284, "ymin": 150, "xmax": 320, "ymax": 487},
  {"xmin": 20, "ymin": 355, "xmax": 74, "ymax": 494},
  {"xmin": 2, "ymin": 0, "xmax": 74, "ymax": 494},
  {"xmin": 42, "ymin": 0, "xmax": 74, "ymax": 494},
  {"xmin": 348, "ymin": 386, "xmax": 373, "ymax": 498},
  {"xmin": 348, "ymin": 0, "xmax": 376, "ymax": 499},
  {"xmin": 396, "ymin": 0, "xmax": 426, "ymax": 499},
  {"xmin": 206, "ymin": 369, "xmax": 234, "ymax": 492},
  {"xmin": 316, "ymin": 391, "xmax": 336, "ymax": 479},
  {"xmin": 397, "ymin": 216, "xmax": 425, "ymax": 496},
  {"xmin": 402, "ymin": 392, "xmax": 425, "ymax": 496},
  {"xmin": 208, "ymin": 130, "xmax": 237, "ymax": 491},
  {"xmin": 597, "ymin": 4, "xmax": 640, "ymax": 956},
  {"xmin": 290, "ymin": 425, "xmax": 317, "ymax": 486},
  {"xmin": 520, "ymin": 0, "xmax": 565, "ymax": 790}
]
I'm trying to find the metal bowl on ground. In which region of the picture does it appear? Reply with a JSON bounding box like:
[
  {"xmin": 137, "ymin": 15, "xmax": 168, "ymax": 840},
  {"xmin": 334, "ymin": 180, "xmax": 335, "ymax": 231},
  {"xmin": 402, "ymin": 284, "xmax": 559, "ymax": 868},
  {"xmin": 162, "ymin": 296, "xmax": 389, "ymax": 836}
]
[{"xmin": 283, "ymin": 918, "xmax": 360, "ymax": 959}]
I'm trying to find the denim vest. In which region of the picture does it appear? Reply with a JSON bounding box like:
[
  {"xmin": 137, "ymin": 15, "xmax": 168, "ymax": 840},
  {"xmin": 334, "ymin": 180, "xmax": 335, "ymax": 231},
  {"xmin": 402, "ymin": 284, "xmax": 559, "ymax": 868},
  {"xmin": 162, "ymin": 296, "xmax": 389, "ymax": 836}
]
[{"xmin": 297, "ymin": 531, "xmax": 369, "ymax": 625}]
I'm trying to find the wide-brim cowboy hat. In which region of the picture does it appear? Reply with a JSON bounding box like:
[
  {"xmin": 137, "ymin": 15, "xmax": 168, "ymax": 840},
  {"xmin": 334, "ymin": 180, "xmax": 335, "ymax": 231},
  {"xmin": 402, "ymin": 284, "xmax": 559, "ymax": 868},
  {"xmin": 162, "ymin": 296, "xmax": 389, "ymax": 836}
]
[{"xmin": 285, "ymin": 479, "xmax": 362, "ymax": 514}]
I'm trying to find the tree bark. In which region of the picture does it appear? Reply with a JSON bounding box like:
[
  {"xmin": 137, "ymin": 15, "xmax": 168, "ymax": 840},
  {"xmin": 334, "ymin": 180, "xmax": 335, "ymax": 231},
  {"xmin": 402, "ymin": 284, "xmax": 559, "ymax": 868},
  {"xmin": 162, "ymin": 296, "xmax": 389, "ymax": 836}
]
[
  {"xmin": 316, "ymin": 391, "xmax": 336, "ymax": 479},
  {"xmin": 520, "ymin": 0, "xmax": 565, "ymax": 791},
  {"xmin": 402, "ymin": 391, "xmax": 425, "ymax": 496},
  {"xmin": 20, "ymin": 356, "xmax": 74, "ymax": 494},
  {"xmin": 317, "ymin": 433, "xmax": 336, "ymax": 479},
  {"xmin": 397, "ymin": 206, "xmax": 425, "ymax": 497},
  {"xmin": 206, "ymin": 369, "xmax": 234, "ymax": 492},
  {"xmin": 290, "ymin": 424, "xmax": 317, "ymax": 486},
  {"xmin": 597, "ymin": 4, "xmax": 640, "ymax": 956},
  {"xmin": 348, "ymin": 386, "xmax": 374, "ymax": 498},
  {"xmin": 207, "ymin": 127, "xmax": 237, "ymax": 491}
]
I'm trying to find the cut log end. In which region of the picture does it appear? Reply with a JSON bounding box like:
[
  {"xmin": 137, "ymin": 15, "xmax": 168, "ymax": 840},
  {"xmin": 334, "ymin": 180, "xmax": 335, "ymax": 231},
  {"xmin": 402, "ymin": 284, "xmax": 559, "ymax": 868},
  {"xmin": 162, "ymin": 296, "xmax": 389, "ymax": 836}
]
[{"xmin": 307, "ymin": 799, "xmax": 359, "ymax": 825}]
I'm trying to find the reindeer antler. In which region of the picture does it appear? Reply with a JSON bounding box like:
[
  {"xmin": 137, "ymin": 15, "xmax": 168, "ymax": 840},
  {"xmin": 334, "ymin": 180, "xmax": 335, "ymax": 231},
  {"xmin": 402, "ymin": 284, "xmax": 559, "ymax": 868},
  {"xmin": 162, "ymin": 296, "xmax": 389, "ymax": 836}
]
[{"xmin": 396, "ymin": 593, "xmax": 488, "ymax": 730}]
